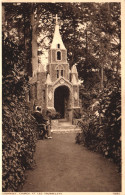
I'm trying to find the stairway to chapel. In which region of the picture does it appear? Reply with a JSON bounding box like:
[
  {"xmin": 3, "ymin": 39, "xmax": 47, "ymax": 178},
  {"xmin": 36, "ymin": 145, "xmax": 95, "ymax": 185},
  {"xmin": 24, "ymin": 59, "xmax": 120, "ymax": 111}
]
[{"xmin": 51, "ymin": 119, "xmax": 81, "ymax": 133}]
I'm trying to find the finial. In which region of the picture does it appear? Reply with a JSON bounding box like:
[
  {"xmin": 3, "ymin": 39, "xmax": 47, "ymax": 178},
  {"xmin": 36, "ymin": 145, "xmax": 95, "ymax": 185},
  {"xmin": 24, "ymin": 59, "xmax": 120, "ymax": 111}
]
[
  {"xmin": 53, "ymin": 14, "xmax": 60, "ymax": 25},
  {"xmin": 46, "ymin": 74, "xmax": 52, "ymax": 84},
  {"xmin": 56, "ymin": 14, "xmax": 58, "ymax": 24}
]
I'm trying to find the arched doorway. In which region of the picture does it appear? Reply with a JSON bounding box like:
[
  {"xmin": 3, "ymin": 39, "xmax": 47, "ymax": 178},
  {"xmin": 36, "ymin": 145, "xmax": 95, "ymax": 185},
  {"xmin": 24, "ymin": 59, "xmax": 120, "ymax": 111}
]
[{"xmin": 54, "ymin": 86, "xmax": 70, "ymax": 119}]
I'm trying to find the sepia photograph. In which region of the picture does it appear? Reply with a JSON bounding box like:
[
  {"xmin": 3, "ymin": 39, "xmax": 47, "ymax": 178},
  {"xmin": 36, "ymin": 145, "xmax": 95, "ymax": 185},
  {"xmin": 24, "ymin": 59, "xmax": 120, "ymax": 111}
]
[{"xmin": 2, "ymin": 1, "xmax": 122, "ymax": 193}]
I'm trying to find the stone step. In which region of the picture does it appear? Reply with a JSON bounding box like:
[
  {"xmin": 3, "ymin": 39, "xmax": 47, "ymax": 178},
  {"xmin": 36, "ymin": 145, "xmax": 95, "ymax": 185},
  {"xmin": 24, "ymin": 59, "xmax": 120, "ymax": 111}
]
[
  {"xmin": 58, "ymin": 118, "xmax": 68, "ymax": 122},
  {"xmin": 51, "ymin": 121, "xmax": 81, "ymax": 133},
  {"xmin": 51, "ymin": 125, "xmax": 78, "ymax": 129},
  {"xmin": 51, "ymin": 128, "xmax": 81, "ymax": 134}
]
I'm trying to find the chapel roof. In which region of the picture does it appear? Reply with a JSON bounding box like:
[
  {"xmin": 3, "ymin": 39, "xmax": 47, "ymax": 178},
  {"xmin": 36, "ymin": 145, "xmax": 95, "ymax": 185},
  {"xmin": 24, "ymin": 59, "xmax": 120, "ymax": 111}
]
[
  {"xmin": 46, "ymin": 74, "xmax": 52, "ymax": 84},
  {"xmin": 72, "ymin": 74, "xmax": 78, "ymax": 85},
  {"xmin": 71, "ymin": 65, "xmax": 78, "ymax": 74},
  {"xmin": 50, "ymin": 15, "xmax": 66, "ymax": 50}
]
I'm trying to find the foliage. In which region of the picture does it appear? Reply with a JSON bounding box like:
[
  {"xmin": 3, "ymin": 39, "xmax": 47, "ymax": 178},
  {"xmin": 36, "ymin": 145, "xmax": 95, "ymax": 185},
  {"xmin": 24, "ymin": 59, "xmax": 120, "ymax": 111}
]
[
  {"xmin": 3, "ymin": 2, "xmax": 120, "ymax": 89},
  {"xmin": 36, "ymin": 2, "xmax": 120, "ymax": 91},
  {"xmin": 76, "ymin": 77, "xmax": 121, "ymax": 171},
  {"xmin": 73, "ymin": 108, "xmax": 82, "ymax": 119},
  {"xmin": 48, "ymin": 109, "xmax": 61, "ymax": 120},
  {"xmin": 2, "ymin": 100, "xmax": 37, "ymax": 191},
  {"xmin": 2, "ymin": 29, "xmax": 37, "ymax": 191},
  {"xmin": 3, "ymin": 3, "xmax": 32, "ymax": 76}
]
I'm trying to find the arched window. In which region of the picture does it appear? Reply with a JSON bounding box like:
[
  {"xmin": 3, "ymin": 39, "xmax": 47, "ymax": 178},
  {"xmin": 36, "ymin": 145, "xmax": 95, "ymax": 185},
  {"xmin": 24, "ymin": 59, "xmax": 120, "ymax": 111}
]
[
  {"xmin": 57, "ymin": 51, "xmax": 61, "ymax": 60},
  {"xmin": 55, "ymin": 65, "xmax": 65, "ymax": 78},
  {"xmin": 57, "ymin": 44, "xmax": 60, "ymax": 48},
  {"xmin": 61, "ymin": 69, "xmax": 63, "ymax": 77},
  {"xmin": 57, "ymin": 70, "xmax": 59, "ymax": 78}
]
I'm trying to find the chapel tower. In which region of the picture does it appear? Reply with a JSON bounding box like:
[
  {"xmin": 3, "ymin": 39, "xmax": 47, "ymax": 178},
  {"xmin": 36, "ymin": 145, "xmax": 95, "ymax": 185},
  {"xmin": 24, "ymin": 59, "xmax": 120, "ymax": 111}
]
[
  {"xmin": 47, "ymin": 15, "xmax": 69, "ymax": 81},
  {"xmin": 45, "ymin": 15, "xmax": 80, "ymax": 122}
]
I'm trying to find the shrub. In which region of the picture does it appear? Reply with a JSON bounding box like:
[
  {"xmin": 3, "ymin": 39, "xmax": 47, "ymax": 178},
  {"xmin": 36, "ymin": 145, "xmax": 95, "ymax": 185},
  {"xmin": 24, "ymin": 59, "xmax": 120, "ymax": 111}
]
[
  {"xmin": 48, "ymin": 109, "xmax": 61, "ymax": 120},
  {"xmin": 76, "ymin": 78, "xmax": 121, "ymax": 171},
  {"xmin": 73, "ymin": 108, "xmax": 82, "ymax": 119},
  {"xmin": 2, "ymin": 99, "xmax": 37, "ymax": 192},
  {"xmin": 2, "ymin": 35, "xmax": 37, "ymax": 191}
]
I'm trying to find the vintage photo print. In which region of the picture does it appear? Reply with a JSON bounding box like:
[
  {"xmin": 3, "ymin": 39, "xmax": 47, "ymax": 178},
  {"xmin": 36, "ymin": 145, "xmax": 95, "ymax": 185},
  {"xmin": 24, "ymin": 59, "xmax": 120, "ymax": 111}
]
[{"xmin": 1, "ymin": 0, "xmax": 124, "ymax": 194}]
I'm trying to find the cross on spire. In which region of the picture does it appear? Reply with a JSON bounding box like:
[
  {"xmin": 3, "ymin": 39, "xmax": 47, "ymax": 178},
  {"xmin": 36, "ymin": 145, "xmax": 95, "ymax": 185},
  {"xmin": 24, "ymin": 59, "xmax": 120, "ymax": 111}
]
[{"xmin": 53, "ymin": 14, "xmax": 60, "ymax": 25}]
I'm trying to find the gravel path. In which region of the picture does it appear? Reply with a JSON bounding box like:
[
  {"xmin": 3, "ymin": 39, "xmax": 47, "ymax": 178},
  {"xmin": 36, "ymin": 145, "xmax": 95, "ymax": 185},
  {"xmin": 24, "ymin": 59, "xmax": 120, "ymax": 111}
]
[{"xmin": 21, "ymin": 133, "xmax": 121, "ymax": 192}]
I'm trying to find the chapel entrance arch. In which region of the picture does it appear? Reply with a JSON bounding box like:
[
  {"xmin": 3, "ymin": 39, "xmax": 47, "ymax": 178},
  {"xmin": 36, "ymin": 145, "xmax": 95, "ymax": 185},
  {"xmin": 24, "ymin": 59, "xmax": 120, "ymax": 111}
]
[{"xmin": 54, "ymin": 85, "xmax": 70, "ymax": 120}]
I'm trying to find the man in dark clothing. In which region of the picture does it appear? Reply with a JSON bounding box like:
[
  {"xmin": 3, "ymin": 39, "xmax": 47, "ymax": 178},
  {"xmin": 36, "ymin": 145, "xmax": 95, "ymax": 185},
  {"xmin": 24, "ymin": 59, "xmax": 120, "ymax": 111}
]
[
  {"xmin": 42, "ymin": 109, "xmax": 52, "ymax": 139},
  {"xmin": 33, "ymin": 106, "xmax": 48, "ymax": 139},
  {"xmin": 33, "ymin": 107, "xmax": 43, "ymax": 123}
]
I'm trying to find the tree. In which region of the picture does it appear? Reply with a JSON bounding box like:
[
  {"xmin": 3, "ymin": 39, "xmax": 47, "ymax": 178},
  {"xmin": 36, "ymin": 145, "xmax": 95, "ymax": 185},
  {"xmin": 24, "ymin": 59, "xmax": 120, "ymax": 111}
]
[{"xmin": 35, "ymin": 3, "xmax": 120, "ymax": 93}]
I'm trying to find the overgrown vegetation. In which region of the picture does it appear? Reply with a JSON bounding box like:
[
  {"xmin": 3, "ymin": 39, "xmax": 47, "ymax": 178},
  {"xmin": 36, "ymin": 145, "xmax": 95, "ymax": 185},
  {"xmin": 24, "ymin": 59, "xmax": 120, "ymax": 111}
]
[
  {"xmin": 48, "ymin": 109, "xmax": 61, "ymax": 120},
  {"xmin": 76, "ymin": 76, "xmax": 121, "ymax": 171},
  {"xmin": 2, "ymin": 30, "xmax": 37, "ymax": 192}
]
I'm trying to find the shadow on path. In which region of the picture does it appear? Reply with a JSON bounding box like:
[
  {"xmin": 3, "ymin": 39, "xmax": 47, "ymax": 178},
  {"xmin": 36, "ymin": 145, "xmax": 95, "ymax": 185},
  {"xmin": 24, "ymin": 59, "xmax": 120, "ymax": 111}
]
[{"xmin": 20, "ymin": 133, "xmax": 121, "ymax": 192}]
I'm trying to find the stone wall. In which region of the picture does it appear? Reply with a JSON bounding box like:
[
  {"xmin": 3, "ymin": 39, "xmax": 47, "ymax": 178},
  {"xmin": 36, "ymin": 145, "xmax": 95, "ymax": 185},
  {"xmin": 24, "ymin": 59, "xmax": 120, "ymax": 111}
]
[
  {"xmin": 46, "ymin": 85, "xmax": 54, "ymax": 108},
  {"xmin": 49, "ymin": 63, "xmax": 70, "ymax": 82},
  {"xmin": 51, "ymin": 49, "xmax": 67, "ymax": 63},
  {"xmin": 73, "ymin": 85, "xmax": 79, "ymax": 108}
]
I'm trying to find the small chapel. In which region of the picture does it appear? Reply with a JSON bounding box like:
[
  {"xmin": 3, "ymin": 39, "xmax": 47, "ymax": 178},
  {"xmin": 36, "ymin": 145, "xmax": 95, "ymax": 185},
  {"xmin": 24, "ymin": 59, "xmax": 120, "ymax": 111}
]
[{"xmin": 28, "ymin": 15, "xmax": 80, "ymax": 123}]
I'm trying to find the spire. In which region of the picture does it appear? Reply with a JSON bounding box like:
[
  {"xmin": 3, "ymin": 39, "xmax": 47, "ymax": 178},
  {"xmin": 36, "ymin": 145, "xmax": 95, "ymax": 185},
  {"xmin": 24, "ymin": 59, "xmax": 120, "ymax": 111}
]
[
  {"xmin": 71, "ymin": 65, "xmax": 78, "ymax": 74},
  {"xmin": 51, "ymin": 14, "xmax": 66, "ymax": 50},
  {"xmin": 46, "ymin": 74, "xmax": 52, "ymax": 84},
  {"xmin": 72, "ymin": 74, "xmax": 78, "ymax": 85}
]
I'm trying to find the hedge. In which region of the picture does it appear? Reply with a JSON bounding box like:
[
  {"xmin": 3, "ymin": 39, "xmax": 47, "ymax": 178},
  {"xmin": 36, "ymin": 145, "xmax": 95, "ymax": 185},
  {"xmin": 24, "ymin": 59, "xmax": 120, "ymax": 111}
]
[
  {"xmin": 2, "ymin": 35, "xmax": 37, "ymax": 192},
  {"xmin": 2, "ymin": 97, "xmax": 37, "ymax": 192},
  {"xmin": 76, "ymin": 79, "xmax": 121, "ymax": 172}
]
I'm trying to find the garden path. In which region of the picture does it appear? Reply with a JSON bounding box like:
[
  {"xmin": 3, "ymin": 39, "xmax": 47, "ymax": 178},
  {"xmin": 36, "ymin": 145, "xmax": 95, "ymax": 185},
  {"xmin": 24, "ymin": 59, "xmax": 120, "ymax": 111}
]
[{"xmin": 20, "ymin": 132, "xmax": 121, "ymax": 192}]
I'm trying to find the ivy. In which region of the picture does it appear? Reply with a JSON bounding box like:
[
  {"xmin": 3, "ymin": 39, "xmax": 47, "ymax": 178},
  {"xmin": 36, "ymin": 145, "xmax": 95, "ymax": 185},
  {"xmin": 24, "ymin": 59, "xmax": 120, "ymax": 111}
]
[
  {"xmin": 2, "ymin": 36, "xmax": 37, "ymax": 192},
  {"xmin": 76, "ymin": 77, "xmax": 121, "ymax": 172}
]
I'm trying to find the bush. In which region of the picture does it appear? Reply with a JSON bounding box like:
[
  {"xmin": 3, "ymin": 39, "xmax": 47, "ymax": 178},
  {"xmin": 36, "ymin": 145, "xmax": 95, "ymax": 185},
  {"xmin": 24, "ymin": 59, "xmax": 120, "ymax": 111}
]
[
  {"xmin": 2, "ymin": 36, "xmax": 37, "ymax": 191},
  {"xmin": 73, "ymin": 108, "xmax": 82, "ymax": 119},
  {"xmin": 2, "ymin": 99, "xmax": 37, "ymax": 192},
  {"xmin": 48, "ymin": 109, "xmax": 61, "ymax": 119},
  {"xmin": 76, "ymin": 78, "xmax": 121, "ymax": 171}
]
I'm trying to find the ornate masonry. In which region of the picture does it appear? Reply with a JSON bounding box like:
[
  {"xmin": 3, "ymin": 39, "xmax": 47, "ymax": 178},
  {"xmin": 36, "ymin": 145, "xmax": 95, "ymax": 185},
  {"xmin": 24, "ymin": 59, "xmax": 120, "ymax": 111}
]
[{"xmin": 28, "ymin": 15, "xmax": 80, "ymax": 122}]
